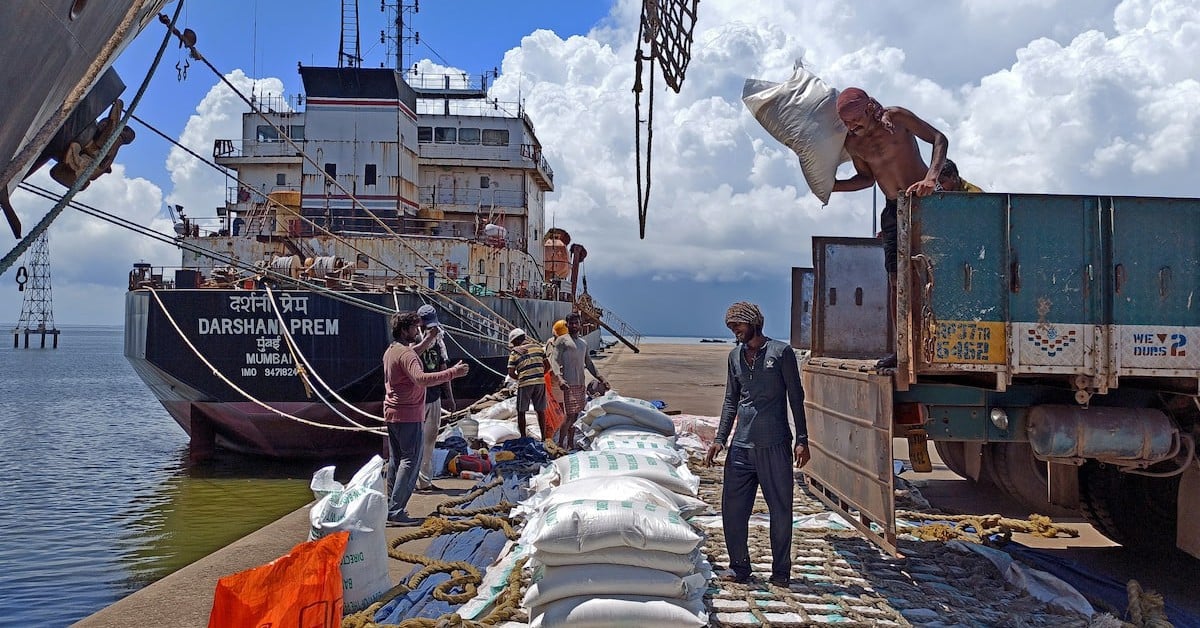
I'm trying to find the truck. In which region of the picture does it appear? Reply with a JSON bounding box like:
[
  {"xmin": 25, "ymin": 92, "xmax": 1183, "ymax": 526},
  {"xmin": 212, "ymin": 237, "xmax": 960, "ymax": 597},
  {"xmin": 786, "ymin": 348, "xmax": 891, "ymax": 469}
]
[{"xmin": 795, "ymin": 192, "xmax": 1199, "ymax": 559}]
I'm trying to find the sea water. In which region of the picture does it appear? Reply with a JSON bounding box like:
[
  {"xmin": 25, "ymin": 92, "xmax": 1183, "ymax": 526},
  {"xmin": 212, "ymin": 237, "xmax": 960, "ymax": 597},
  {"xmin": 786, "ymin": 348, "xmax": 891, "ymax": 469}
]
[{"xmin": 0, "ymin": 327, "xmax": 333, "ymax": 626}]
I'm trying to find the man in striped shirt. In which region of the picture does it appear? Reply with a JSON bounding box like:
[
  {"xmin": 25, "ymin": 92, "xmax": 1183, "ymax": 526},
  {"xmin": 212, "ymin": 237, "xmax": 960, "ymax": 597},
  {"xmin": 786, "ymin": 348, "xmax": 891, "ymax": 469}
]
[{"xmin": 507, "ymin": 328, "xmax": 547, "ymax": 439}]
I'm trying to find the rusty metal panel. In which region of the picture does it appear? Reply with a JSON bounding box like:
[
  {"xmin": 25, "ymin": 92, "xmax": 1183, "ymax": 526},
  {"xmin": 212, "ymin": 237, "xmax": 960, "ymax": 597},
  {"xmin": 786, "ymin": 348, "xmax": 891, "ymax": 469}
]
[
  {"xmin": 790, "ymin": 267, "xmax": 814, "ymax": 350},
  {"xmin": 802, "ymin": 363, "xmax": 897, "ymax": 554},
  {"xmin": 811, "ymin": 237, "xmax": 888, "ymax": 359}
]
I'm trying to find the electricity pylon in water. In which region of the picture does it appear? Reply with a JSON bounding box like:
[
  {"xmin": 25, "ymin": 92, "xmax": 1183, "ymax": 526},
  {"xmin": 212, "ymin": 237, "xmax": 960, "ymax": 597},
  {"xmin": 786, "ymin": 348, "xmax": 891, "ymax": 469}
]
[{"xmin": 12, "ymin": 232, "xmax": 60, "ymax": 348}]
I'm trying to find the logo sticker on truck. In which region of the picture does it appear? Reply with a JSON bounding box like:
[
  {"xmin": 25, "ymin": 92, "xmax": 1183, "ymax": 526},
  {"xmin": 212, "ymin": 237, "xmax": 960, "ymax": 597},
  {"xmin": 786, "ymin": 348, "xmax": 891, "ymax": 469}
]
[
  {"xmin": 1119, "ymin": 326, "xmax": 1199, "ymax": 370},
  {"xmin": 1017, "ymin": 323, "xmax": 1085, "ymax": 367}
]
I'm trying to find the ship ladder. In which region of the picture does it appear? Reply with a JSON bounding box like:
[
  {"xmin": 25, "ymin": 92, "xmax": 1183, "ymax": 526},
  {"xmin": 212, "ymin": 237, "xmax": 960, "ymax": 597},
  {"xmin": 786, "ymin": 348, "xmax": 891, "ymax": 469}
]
[
  {"xmin": 418, "ymin": 289, "xmax": 508, "ymax": 347},
  {"xmin": 576, "ymin": 294, "xmax": 643, "ymax": 353}
]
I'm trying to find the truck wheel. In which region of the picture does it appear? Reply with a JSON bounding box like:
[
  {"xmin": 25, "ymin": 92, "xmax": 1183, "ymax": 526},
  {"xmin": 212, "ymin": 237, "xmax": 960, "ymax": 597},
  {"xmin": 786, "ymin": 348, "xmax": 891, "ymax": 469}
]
[
  {"xmin": 1079, "ymin": 461, "xmax": 1179, "ymax": 551},
  {"xmin": 988, "ymin": 442, "xmax": 1076, "ymax": 517},
  {"xmin": 934, "ymin": 441, "xmax": 993, "ymax": 486}
]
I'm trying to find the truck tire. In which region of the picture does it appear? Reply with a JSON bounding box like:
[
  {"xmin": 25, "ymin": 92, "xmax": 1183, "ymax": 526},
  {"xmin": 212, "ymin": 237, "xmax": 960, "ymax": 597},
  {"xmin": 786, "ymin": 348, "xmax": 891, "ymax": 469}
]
[
  {"xmin": 988, "ymin": 442, "xmax": 1076, "ymax": 517},
  {"xmin": 1079, "ymin": 461, "xmax": 1179, "ymax": 551},
  {"xmin": 933, "ymin": 441, "xmax": 993, "ymax": 486}
]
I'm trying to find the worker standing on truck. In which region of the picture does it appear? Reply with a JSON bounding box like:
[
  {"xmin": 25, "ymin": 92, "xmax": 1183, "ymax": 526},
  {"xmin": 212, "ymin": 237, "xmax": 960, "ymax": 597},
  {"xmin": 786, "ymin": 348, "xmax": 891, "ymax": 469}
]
[
  {"xmin": 937, "ymin": 159, "xmax": 984, "ymax": 193},
  {"xmin": 705, "ymin": 301, "xmax": 810, "ymax": 586},
  {"xmin": 832, "ymin": 87, "xmax": 948, "ymax": 368}
]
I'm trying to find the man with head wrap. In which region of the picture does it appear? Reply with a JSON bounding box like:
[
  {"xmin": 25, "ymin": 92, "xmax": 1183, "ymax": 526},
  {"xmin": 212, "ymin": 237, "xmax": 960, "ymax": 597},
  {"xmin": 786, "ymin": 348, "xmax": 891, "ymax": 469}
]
[
  {"xmin": 705, "ymin": 301, "xmax": 809, "ymax": 586},
  {"xmin": 832, "ymin": 87, "xmax": 948, "ymax": 368}
]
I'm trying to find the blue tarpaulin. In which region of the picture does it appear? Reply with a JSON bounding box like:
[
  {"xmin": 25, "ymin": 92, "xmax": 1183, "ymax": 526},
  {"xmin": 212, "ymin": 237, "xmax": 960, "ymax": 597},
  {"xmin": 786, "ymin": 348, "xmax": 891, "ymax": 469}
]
[
  {"xmin": 1000, "ymin": 543, "xmax": 1200, "ymax": 628},
  {"xmin": 372, "ymin": 473, "xmax": 530, "ymax": 623}
]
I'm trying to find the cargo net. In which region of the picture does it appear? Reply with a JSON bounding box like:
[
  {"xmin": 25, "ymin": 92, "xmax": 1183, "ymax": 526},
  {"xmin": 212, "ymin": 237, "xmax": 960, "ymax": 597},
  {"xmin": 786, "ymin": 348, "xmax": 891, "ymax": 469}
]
[
  {"xmin": 634, "ymin": 0, "xmax": 700, "ymax": 239},
  {"xmin": 689, "ymin": 464, "xmax": 1099, "ymax": 627}
]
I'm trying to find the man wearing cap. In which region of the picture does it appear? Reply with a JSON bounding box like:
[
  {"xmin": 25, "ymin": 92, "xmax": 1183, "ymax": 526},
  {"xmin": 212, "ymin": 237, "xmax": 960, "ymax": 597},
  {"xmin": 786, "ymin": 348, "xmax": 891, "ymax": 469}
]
[
  {"xmin": 507, "ymin": 328, "xmax": 547, "ymax": 439},
  {"xmin": 705, "ymin": 301, "xmax": 809, "ymax": 586},
  {"xmin": 413, "ymin": 304, "xmax": 453, "ymax": 491},
  {"xmin": 547, "ymin": 312, "xmax": 608, "ymax": 447},
  {"xmin": 832, "ymin": 87, "xmax": 948, "ymax": 368},
  {"xmin": 383, "ymin": 311, "xmax": 469, "ymax": 525}
]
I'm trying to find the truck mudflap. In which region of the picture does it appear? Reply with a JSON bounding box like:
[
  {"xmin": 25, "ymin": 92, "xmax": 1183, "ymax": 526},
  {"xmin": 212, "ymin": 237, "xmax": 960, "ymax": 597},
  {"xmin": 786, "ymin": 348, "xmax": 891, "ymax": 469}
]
[{"xmin": 802, "ymin": 362, "xmax": 898, "ymax": 555}]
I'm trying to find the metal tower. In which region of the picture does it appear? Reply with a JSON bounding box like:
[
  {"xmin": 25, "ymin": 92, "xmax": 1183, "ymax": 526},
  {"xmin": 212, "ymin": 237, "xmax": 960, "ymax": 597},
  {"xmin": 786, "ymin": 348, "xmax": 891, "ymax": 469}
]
[
  {"xmin": 338, "ymin": 0, "xmax": 362, "ymax": 68},
  {"xmin": 12, "ymin": 232, "xmax": 60, "ymax": 348}
]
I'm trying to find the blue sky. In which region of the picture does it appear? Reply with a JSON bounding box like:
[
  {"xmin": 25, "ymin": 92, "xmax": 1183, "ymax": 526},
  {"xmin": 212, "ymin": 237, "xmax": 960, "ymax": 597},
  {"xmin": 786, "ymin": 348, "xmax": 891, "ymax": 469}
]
[
  {"xmin": 108, "ymin": 0, "xmax": 615, "ymax": 192},
  {"xmin": 6, "ymin": 0, "xmax": 1197, "ymax": 340}
]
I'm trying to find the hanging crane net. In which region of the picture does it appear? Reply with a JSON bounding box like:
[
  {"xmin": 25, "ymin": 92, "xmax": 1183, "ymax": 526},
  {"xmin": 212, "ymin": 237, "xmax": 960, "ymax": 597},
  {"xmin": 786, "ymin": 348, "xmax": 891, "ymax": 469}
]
[{"xmin": 634, "ymin": 0, "xmax": 700, "ymax": 239}]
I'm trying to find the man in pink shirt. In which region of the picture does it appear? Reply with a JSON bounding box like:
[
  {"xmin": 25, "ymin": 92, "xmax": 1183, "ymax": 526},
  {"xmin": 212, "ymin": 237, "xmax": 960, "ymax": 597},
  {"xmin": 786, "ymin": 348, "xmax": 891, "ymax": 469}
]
[{"xmin": 383, "ymin": 311, "xmax": 469, "ymax": 525}]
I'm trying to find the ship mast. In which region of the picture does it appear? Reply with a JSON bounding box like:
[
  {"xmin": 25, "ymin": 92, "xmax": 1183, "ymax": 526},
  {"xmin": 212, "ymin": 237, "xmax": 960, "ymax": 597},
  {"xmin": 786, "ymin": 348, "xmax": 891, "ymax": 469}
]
[
  {"xmin": 382, "ymin": 1, "xmax": 419, "ymax": 73},
  {"xmin": 338, "ymin": 0, "xmax": 362, "ymax": 68}
]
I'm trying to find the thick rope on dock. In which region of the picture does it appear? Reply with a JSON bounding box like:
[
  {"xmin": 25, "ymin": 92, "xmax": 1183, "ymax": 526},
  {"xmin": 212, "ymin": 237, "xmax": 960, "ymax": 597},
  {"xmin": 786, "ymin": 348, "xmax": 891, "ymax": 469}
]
[
  {"xmin": 1126, "ymin": 579, "xmax": 1172, "ymax": 628},
  {"xmin": 896, "ymin": 510, "xmax": 1080, "ymax": 544},
  {"xmin": 340, "ymin": 492, "xmax": 525, "ymax": 628}
]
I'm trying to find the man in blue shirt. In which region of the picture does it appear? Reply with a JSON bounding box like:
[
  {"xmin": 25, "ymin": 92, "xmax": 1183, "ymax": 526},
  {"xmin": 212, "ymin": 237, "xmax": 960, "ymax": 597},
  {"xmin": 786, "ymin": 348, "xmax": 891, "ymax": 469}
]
[{"xmin": 705, "ymin": 301, "xmax": 810, "ymax": 586}]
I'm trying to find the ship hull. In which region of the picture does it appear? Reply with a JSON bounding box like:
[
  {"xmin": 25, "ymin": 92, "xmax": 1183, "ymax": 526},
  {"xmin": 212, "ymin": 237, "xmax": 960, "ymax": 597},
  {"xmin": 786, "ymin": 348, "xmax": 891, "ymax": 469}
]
[{"xmin": 125, "ymin": 289, "xmax": 587, "ymax": 459}]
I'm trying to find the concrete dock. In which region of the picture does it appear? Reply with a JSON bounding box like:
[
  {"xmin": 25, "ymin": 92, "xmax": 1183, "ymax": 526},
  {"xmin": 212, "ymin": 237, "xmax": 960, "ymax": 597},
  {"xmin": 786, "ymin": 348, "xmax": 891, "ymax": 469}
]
[{"xmin": 75, "ymin": 341, "xmax": 1198, "ymax": 626}]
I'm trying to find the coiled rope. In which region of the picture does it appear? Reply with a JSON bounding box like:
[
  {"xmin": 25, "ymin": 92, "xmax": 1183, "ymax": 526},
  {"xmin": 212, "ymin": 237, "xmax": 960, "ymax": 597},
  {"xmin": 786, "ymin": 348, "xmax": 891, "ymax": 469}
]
[
  {"xmin": 896, "ymin": 510, "xmax": 1080, "ymax": 545},
  {"xmin": 340, "ymin": 477, "xmax": 533, "ymax": 628}
]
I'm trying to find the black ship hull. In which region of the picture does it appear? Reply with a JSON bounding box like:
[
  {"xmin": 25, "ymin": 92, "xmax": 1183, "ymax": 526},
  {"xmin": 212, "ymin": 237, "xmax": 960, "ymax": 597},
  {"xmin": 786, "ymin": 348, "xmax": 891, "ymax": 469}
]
[{"xmin": 125, "ymin": 289, "xmax": 582, "ymax": 459}]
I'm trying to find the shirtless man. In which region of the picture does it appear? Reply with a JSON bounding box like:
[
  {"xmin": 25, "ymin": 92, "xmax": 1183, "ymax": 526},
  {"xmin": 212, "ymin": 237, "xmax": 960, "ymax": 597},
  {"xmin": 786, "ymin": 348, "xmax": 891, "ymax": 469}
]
[{"xmin": 832, "ymin": 87, "xmax": 948, "ymax": 368}]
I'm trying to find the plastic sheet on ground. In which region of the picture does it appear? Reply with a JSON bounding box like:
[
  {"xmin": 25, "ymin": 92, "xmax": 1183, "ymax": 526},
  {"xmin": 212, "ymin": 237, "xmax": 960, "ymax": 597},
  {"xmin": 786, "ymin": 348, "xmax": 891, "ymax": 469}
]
[
  {"xmin": 999, "ymin": 542, "xmax": 1200, "ymax": 628},
  {"xmin": 456, "ymin": 541, "xmax": 529, "ymax": 620},
  {"xmin": 690, "ymin": 511, "xmax": 852, "ymax": 531},
  {"xmin": 669, "ymin": 414, "xmax": 721, "ymax": 449},
  {"xmin": 372, "ymin": 475, "xmax": 530, "ymax": 623},
  {"xmin": 948, "ymin": 540, "xmax": 1095, "ymax": 616}
]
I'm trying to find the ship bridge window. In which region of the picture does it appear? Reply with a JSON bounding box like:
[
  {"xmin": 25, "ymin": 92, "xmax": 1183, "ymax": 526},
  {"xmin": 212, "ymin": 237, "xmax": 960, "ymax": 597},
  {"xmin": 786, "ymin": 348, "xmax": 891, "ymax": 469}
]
[
  {"xmin": 289, "ymin": 125, "xmax": 305, "ymax": 140},
  {"xmin": 434, "ymin": 127, "xmax": 457, "ymax": 143},
  {"xmin": 418, "ymin": 126, "xmax": 432, "ymax": 143},
  {"xmin": 365, "ymin": 164, "xmax": 377, "ymax": 186},
  {"xmin": 257, "ymin": 125, "xmax": 281, "ymax": 142},
  {"xmin": 276, "ymin": 173, "xmax": 287, "ymax": 186},
  {"xmin": 480, "ymin": 175, "xmax": 490, "ymax": 189},
  {"xmin": 482, "ymin": 129, "xmax": 510, "ymax": 146},
  {"xmin": 458, "ymin": 128, "xmax": 481, "ymax": 145}
]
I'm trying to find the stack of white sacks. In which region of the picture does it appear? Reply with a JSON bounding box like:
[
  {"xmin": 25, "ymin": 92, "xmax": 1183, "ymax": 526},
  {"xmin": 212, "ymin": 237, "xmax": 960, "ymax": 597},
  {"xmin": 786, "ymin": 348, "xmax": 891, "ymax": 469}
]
[{"xmin": 513, "ymin": 392, "xmax": 711, "ymax": 627}]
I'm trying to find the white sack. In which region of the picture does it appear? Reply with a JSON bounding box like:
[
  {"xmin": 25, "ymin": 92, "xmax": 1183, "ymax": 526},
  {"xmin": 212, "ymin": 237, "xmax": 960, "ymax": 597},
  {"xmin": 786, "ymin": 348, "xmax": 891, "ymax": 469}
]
[
  {"xmin": 515, "ymin": 475, "xmax": 707, "ymax": 518},
  {"xmin": 523, "ymin": 564, "xmax": 706, "ymax": 608},
  {"xmin": 519, "ymin": 499, "xmax": 702, "ymax": 554},
  {"xmin": 742, "ymin": 66, "xmax": 849, "ymax": 204},
  {"xmin": 532, "ymin": 451, "xmax": 701, "ymax": 496},
  {"xmin": 475, "ymin": 418, "xmax": 521, "ymax": 447},
  {"xmin": 581, "ymin": 398, "xmax": 676, "ymax": 437},
  {"xmin": 530, "ymin": 547, "xmax": 702, "ymax": 576},
  {"xmin": 308, "ymin": 455, "xmax": 390, "ymax": 614},
  {"xmin": 475, "ymin": 397, "xmax": 517, "ymax": 422},
  {"xmin": 530, "ymin": 593, "xmax": 707, "ymax": 628},
  {"xmin": 591, "ymin": 430, "xmax": 684, "ymax": 465}
]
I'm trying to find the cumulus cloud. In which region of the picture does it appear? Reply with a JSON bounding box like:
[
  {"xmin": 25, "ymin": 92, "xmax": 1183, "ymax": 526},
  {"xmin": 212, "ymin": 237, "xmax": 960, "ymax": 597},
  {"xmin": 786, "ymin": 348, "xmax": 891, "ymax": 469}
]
[
  {"xmin": 166, "ymin": 70, "xmax": 288, "ymax": 223},
  {"xmin": 479, "ymin": 0, "xmax": 1200, "ymax": 290},
  {"xmin": 2, "ymin": 165, "xmax": 172, "ymax": 325}
]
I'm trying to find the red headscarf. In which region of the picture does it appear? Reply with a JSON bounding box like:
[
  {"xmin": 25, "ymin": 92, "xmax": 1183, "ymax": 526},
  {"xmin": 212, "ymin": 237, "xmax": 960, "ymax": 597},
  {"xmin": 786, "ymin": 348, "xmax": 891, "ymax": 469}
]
[{"xmin": 836, "ymin": 87, "xmax": 894, "ymax": 133}]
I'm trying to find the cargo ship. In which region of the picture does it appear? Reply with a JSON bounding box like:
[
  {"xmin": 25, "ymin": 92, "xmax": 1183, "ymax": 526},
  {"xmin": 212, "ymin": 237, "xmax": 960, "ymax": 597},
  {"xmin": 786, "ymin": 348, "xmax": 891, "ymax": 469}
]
[{"xmin": 122, "ymin": 21, "xmax": 637, "ymax": 459}]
